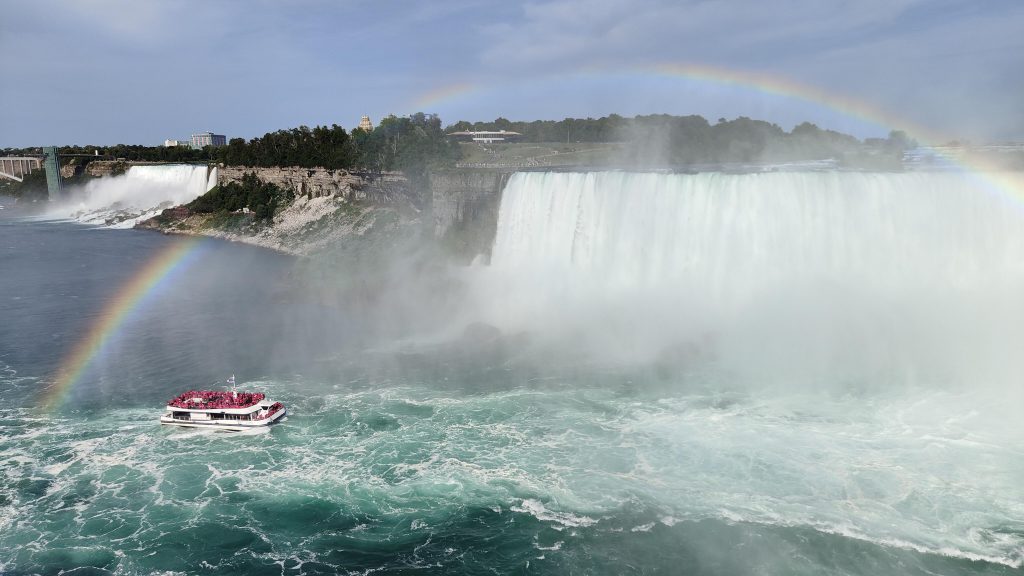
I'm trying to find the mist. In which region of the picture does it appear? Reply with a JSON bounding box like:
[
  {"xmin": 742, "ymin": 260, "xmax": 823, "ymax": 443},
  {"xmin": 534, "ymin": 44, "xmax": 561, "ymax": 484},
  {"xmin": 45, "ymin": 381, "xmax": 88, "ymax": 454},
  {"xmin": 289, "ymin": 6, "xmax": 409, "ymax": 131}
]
[
  {"xmin": 44, "ymin": 164, "xmax": 214, "ymax": 227},
  {"xmin": 58, "ymin": 164, "xmax": 1024, "ymax": 404},
  {"xmin": 6, "ymin": 161, "xmax": 1024, "ymax": 573},
  {"xmin": 228, "ymin": 166, "xmax": 1024, "ymax": 414},
  {"xmin": 381, "ymin": 170, "xmax": 1024, "ymax": 400}
]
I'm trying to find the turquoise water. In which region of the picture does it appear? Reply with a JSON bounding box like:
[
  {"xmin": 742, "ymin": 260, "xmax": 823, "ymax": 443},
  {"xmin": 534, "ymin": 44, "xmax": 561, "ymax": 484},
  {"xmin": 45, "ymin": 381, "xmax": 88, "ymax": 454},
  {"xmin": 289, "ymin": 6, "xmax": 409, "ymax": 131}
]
[
  {"xmin": 3, "ymin": 185, "xmax": 1024, "ymax": 574},
  {"xmin": 4, "ymin": 368, "xmax": 1024, "ymax": 574}
]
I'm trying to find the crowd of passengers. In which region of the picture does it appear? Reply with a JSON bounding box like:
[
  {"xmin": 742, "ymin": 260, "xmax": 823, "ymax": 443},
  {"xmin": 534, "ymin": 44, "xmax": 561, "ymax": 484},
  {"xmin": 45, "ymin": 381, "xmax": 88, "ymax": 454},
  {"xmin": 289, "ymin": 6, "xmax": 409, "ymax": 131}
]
[
  {"xmin": 253, "ymin": 402, "xmax": 284, "ymax": 420},
  {"xmin": 168, "ymin": 390, "xmax": 266, "ymax": 409}
]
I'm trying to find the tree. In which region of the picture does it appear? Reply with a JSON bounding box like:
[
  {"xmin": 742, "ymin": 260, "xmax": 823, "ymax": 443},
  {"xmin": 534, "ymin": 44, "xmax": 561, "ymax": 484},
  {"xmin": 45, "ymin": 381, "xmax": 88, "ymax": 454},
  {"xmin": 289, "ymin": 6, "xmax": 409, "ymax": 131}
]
[{"xmin": 887, "ymin": 130, "xmax": 917, "ymax": 151}]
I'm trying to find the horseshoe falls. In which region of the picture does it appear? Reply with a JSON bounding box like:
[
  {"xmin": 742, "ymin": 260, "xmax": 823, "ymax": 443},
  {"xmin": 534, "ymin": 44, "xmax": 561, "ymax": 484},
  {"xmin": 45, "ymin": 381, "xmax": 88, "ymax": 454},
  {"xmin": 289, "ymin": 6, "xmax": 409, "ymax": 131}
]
[
  {"xmin": 2, "ymin": 169, "xmax": 1024, "ymax": 575},
  {"xmin": 473, "ymin": 171, "xmax": 1024, "ymax": 384}
]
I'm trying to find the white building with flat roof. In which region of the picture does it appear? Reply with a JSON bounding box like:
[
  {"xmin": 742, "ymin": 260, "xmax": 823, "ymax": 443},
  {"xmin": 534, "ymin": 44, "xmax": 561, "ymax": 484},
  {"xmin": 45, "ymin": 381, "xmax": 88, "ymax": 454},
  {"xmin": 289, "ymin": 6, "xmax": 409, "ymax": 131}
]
[
  {"xmin": 191, "ymin": 132, "xmax": 227, "ymax": 149},
  {"xmin": 447, "ymin": 130, "xmax": 522, "ymax": 144}
]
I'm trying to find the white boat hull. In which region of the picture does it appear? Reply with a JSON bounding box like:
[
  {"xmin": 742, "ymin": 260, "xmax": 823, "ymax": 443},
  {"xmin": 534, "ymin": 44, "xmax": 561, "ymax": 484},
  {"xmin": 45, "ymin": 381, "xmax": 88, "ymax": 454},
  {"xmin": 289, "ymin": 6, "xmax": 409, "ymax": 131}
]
[{"xmin": 160, "ymin": 407, "xmax": 286, "ymax": 431}]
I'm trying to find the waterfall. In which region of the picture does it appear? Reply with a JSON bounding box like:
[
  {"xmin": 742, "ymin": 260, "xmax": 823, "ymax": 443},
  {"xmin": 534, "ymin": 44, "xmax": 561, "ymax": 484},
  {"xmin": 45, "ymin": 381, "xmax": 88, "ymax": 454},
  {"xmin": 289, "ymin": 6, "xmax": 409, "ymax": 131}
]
[
  {"xmin": 490, "ymin": 171, "xmax": 1024, "ymax": 292},
  {"xmin": 56, "ymin": 164, "xmax": 214, "ymax": 228},
  {"xmin": 468, "ymin": 170, "xmax": 1024, "ymax": 382},
  {"xmin": 206, "ymin": 166, "xmax": 219, "ymax": 193}
]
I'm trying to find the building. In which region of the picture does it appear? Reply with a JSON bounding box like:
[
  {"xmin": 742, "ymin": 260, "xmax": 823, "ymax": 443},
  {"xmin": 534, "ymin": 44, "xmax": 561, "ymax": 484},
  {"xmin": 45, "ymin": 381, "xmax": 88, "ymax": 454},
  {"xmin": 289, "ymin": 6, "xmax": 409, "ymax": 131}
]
[
  {"xmin": 447, "ymin": 130, "xmax": 522, "ymax": 144},
  {"xmin": 163, "ymin": 139, "xmax": 190, "ymax": 148},
  {"xmin": 191, "ymin": 132, "xmax": 227, "ymax": 149},
  {"xmin": 357, "ymin": 115, "xmax": 374, "ymax": 132}
]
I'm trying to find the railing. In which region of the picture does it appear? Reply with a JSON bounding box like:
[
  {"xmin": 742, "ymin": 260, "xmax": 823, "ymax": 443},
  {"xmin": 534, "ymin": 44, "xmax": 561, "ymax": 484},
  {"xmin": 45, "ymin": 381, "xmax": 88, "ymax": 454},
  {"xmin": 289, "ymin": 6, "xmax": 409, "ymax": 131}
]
[{"xmin": 253, "ymin": 403, "xmax": 284, "ymax": 420}]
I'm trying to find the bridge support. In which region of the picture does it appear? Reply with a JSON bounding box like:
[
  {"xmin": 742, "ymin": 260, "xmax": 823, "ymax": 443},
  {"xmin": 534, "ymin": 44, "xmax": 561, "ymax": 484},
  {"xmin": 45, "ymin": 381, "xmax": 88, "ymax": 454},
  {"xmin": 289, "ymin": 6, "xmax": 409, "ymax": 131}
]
[
  {"xmin": 0, "ymin": 157, "xmax": 41, "ymax": 182},
  {"xmin": 42, "ymin": 146, "xmax": 63, "ymax": 199}
]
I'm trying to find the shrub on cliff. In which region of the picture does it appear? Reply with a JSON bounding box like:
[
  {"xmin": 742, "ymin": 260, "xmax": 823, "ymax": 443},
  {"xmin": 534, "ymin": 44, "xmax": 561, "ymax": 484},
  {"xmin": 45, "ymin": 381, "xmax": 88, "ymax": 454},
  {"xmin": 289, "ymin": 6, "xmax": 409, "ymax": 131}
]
[{"xmin": 187, "ymin": 173, "xmax": 292, "ymax": 221}]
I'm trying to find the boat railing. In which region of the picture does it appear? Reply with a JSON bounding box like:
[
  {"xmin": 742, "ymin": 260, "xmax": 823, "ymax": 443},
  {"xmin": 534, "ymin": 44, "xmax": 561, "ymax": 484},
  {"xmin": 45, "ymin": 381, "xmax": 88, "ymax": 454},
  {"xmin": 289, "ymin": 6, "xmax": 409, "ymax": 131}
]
[{"xmin": 253, "ymin": 402, "xmax": 284, "ymax": 420}]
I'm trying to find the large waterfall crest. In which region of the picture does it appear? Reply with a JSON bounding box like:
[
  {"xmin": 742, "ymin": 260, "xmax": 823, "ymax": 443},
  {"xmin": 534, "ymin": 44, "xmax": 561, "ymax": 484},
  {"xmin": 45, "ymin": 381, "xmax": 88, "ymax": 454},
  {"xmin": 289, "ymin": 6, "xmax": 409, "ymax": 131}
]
[
  {"xmin": 490, "ymin": 171, "xmax": 1023, "ymax": 292},
  {"xmin": 469, "ymin": 171, "xmax": 1024, "ymax": 385}
]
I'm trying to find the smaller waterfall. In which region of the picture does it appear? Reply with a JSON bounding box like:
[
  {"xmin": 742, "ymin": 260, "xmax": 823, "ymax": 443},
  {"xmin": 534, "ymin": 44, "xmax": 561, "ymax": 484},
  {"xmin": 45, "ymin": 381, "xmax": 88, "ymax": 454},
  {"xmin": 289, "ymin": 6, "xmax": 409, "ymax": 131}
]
[{"xmin": 54, "ymin": 164, "xmax": 214, "ymax": 228}]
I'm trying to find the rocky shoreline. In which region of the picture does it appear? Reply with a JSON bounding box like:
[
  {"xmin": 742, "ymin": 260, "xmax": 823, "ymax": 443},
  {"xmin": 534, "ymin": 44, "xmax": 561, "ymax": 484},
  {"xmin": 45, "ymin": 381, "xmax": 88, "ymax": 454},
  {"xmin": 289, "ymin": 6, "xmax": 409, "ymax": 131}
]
[
  {"xmin": 135, "ymin": 166, "xmax": 510, "ymax": 261},
  {"xmin": 135, "ymin": 168, "xmax": 425, "ymax": 257}
]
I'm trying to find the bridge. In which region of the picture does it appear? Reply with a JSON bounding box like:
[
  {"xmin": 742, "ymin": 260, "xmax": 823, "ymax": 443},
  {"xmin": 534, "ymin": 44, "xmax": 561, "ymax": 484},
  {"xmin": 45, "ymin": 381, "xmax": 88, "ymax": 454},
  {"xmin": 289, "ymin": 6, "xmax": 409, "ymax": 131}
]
[
  {"xmin": 0, "ymin": 147, "xmax": 63, "ymax": 197},
  {"xmin": 0, "ymin": 156, "xmax": 42, "ymax": 182}
]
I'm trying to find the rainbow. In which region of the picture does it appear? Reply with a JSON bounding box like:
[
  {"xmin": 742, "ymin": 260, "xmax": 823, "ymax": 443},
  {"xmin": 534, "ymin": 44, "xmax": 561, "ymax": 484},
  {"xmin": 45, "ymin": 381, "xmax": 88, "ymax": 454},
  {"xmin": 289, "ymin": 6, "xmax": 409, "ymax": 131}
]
[
  {"xmin": 411, "ymin": 62, "xmax": 1024, "ymax": 201},
  {"xmin": 414, "ymin": 63, "xmax": 916, "ymax": 138},
  {"xmin": 414, "ymin": 81, "xmax": 477, "ymax": 111},
  {"xmin": 650, "ymin": 63, "xmax": 902, "ymax": 134},
  {"xmin": 40, "ymin": 236, "xmax": 208, "ymax": 411},
  {"xmin": 648, "ymin": 63, "xmax": 1024, "ymax": 202}
]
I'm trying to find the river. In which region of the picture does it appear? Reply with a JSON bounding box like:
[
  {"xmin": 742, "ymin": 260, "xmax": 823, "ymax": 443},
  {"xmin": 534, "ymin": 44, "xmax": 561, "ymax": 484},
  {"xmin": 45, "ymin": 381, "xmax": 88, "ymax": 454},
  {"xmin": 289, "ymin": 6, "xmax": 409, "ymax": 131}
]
[{"xmin": 1, "ymin": 168, "xmax": 1023, "ymax": 574}]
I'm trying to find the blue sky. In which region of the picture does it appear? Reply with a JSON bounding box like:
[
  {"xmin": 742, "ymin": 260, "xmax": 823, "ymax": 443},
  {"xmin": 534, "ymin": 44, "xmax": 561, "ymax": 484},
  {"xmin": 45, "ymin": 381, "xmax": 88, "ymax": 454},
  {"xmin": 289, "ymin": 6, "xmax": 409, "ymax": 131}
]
[{"xmin": 1, "ymin": 0, "xmax": 1021, "ymax": 147}]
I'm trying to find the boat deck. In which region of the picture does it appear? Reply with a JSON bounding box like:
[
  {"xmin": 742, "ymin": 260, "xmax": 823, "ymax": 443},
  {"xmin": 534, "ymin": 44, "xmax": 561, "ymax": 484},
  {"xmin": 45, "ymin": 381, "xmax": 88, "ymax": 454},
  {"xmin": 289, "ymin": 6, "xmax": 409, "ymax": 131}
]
[{"xmin": 167, "ymin": 390, "xmax": 265, "ymax": 410}]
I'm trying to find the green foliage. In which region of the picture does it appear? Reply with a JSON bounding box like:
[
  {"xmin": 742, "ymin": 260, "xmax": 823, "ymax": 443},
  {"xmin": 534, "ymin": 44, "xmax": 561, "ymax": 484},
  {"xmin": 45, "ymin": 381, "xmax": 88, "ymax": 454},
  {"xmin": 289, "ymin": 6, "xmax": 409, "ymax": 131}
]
[
  {"xmin": 206, "ymin": 116, "xmax": 459, "ymax": 179},
  {"xmin": 354, "ymin": 113, "xmax": 461, "ymax": 180},
  {"xmin": 3, "ymin": 111, "xmax": 918, "ymax": 178},
  {"xmin": 58, "ymin": 144, "xmax": 213, "ymax": 163},
  {"xmin": 213, "ymin": 125, "xmax": 357, "ymax": 169},
  {"xmin": 187, "ymin": 173, "xmax": 292, "ymax": 221},
  {"xmin": 2, "ymin": 170, "xmax": 49, "ymax": 200},
  {"xmin": 447, "ymin": 114, "xmax": 880, "ymax": 165},
  {"xmin": 887, "ymin": 130, "xmax": 917, "ymax": 151},
  {"xmin": 448, "ymin": 114, "xmax": 630, "ymax": 143}
]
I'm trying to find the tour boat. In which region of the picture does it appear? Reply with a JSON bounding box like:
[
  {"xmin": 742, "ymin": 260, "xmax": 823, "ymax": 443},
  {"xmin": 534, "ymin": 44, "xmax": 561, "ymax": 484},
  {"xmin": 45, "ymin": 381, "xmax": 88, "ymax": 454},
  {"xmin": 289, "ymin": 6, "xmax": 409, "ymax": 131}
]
[{"xmin": 160, "ymin": 389, "xmax": 286, "ymax": 431}]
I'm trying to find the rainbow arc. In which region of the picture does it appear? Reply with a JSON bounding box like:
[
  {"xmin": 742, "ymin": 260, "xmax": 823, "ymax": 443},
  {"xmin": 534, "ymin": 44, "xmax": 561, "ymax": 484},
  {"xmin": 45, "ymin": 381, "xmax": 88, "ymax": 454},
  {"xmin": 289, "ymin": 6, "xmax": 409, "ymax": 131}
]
[{"xmin": 41, "ymin": 237, "xmax": 207, "ymax": 411}]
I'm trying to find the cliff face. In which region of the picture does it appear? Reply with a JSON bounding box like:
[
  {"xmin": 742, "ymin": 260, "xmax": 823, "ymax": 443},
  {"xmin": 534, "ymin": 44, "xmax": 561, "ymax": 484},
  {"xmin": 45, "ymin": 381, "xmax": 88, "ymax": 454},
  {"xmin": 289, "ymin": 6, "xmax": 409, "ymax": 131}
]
[
  {"xmin": 212, "ymin": 166, "xmax": 511, "ymax": 260},
  {"xmin": 140, "ymin": 167, "xmax": 422, "ymax": 256},
  {"xmin": 217, "ymin": 166, "xmax": 409, "ymax": 204},
  {"xmin": 428, "ymin": 170, "xmax": 509, "ymax": 263},
  {"xmin": 138, "ymin": 164, "xmax": 516, "ymax": 260},
  {"xmin": 84, "ymin": 160, "xmax": 140, "ymax": 177}
]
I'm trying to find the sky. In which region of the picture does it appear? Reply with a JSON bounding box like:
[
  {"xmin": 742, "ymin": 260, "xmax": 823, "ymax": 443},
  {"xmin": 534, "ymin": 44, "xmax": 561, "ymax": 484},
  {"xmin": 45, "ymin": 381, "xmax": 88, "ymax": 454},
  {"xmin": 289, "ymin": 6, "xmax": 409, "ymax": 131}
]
[{"xmin": 1, "ymin": 0, "xmax": 1022, "ymax": 147}]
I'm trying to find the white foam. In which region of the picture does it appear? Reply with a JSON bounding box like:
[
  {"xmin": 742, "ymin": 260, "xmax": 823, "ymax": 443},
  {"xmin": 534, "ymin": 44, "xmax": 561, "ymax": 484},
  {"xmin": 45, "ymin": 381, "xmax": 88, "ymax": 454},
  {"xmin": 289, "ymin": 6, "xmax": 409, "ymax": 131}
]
[
  {"xmin": 511, "ymin": 498, "xmax": 598, "ymax": 528},
  {"xmin": 49, "ymin": 164, "xmax": 212, "ymax": 227},
  {"xmin": 810, "ymin": 522, "xmax": 1023, "ymax": 569}
]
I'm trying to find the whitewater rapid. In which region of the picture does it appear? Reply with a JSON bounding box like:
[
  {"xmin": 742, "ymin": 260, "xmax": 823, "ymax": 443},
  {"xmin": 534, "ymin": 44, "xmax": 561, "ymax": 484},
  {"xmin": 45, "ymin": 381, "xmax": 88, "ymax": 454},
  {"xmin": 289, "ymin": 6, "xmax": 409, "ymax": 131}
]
[{"xmin": 3, "ymin": 374, "xmax": 1023, "ymax": 573}]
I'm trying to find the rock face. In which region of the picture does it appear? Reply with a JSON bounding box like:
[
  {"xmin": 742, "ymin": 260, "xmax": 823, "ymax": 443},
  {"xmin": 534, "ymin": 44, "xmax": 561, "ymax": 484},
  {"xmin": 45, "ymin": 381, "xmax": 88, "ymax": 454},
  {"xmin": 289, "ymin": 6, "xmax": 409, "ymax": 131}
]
[
  {"xmin": 214, "ymin": 166, "xmax": 513, "ymax": 260},
  {"xmin": 60, "ymin": 163, "xmax": 79, "ymax": 178},
  {"xmin": 428, "ymin": 170, "xmax": 510, "ymax": 262},
  {"xmin": 429, "ymin": 170, "xmax": 508, "ymax": 237},
  {"xmin": 83, "ymin": 160, "xmax": 140, "ymax": 177},
  {"xmin": 138, "ymin": 166, "xmax": 423, "ymax": 256},
  {"xmin": 217, "ymin": 166, "xmax": 409, "ymax": 204},
  {"xmin": 136, "ymin": 164, "xmax": 517, "ymax": 260}
]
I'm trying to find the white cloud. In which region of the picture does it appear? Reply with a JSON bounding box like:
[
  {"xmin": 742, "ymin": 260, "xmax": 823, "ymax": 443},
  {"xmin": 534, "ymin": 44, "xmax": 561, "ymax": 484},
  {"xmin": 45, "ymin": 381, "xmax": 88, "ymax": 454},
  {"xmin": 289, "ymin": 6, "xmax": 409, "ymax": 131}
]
[
  {"xmin": 471, "ymin": 0, "xmax": 1024, "ymax": 139},
  {"xmin": 1, "ymin": 0, "xmax": 1021, "ymax": 144}
]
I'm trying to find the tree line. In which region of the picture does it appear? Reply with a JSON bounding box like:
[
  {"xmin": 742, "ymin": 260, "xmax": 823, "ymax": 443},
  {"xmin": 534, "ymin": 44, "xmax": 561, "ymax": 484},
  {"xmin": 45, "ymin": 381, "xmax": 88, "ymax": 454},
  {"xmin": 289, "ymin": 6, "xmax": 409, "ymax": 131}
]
[
  {"xmin": 448, "ymin": 114, "xmax": 915, "ymax": 164},
  {"xmin": 3, "ymin": 112, "xmax": 918, "ymax": 180},
  {"xmin": 4, "ymin": 112, "xmax": 461, "ymax": 178}
]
